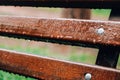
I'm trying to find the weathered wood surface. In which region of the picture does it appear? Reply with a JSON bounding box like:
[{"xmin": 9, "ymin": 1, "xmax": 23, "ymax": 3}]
[
  {"xmin": 0, "ymin": 16, "xmax": 120, "ymax": 48},
  {"xmin": 0, "ymin": 49, "xmax": 119, "ymax": 80},
  {"xmin": 0, "ymin": 0, "xmax": 119, "ymax": 9}
]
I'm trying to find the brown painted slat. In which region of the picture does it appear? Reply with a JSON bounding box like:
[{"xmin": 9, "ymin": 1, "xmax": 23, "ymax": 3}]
[
  {"xmin": 0, "ymin": 0, "xmax": 119, "ymax": 9},
  {"xmin": 0, "ymin": 16, "xmax": 120, "ymax": 48},
  {"xmin": 0, "ymin": 49, "xmax": 119, "ymax": 80}
]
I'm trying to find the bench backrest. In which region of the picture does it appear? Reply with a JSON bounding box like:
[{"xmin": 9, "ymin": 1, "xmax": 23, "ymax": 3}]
[{"xmin": 0, "ymin": 0, "xmax": 120, "ymax": 80}]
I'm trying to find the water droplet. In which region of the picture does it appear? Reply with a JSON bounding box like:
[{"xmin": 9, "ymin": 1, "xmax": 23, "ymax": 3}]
[
  {"xmin": 5, "ymin": 30, "xmax": 8, "ymax": 32},
  {"xmin": 22, "ymin": 31, "xmax": 26, "ymax": 34},
  {"xmin": 93, "ymin": 39, "xmax": 96, "ymax": 43},
  {"xmin": 60, "ymin": 35, "xmax": 63, "ymax": 38},
  {"xmin": 57, "ymin": 36, "xmax": 60, "ymax": 38},
  {"xmin": 40, "ymin": 34, "xmax": 43, "ymax": 36},
  {"xmin": 40, "ymin": 68, "xmax": 43, "ymax": 70},
  {"xmin": 87, "ymin": 38, "xmax": 90, "ymax": 40},
  {"xmin": 65, "ymin": 36, "xmax": 72, "ymax": 38},
  {"xmin": 27, "ymin": 40, "xmax": 30, "ymax": 42},
  {"xmin": 113, "ymin": 33, "xmax": 117, "ymax": 36},
  {"xmin": 51, "ymin": 35, "xmax": 53, "ymax": 38},
  {"xmin": 108, "ymin": 28, "xmax": 112, "ymax": 31},
  {"xmin": 9, "ymin": 30, "xmax": 12, "ymax": 32},
  {"xmin": 100, "ymin": 25, "xmax": 103, "ymax": 27}
]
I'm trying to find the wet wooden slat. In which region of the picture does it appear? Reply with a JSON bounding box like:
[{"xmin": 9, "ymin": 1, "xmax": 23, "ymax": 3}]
[
  {"xmin": 0, "ymin": 49, "xmax": 120, "ymax": 80},
  {"xmin": 0, "ymin": 16, "xmax": 120, "ymax": 48},
  {"xmin": 0, "ymin": 0, "xmax": 119, "ymax": 9}
]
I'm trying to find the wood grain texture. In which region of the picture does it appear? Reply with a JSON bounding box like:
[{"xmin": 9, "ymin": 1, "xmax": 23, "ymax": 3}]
[
  {"xmin": 0, "ymin": 0, "xmax": 119, "ymax": 9},
  {"xmin": 0, "ymin": 49, "xmax": 119, "ymax": 80},
  {"xmin": 0, "ymin": 16, "xmax": 120, "ymax": 48}
]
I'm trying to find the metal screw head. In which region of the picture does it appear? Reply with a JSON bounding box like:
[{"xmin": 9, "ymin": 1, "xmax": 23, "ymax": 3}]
[
  {"xmin": 85, "ymin": 73, "xmax": 92, "ymax": 80},
  {"xmin": 97, "ymin": 28, "xmax": 104, "ymax": 34}
]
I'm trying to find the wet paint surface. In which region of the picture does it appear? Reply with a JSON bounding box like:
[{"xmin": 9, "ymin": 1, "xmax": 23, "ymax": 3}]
[
  {"xmin": 0, "ymin": 49, "xmax": 120, "ymax": 80},
  {"xmin": 0, "ymin": 16, "xmax": 120, "ymax": 48}
]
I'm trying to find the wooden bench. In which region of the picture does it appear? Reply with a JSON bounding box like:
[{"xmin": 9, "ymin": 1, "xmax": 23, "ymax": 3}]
[{"xmin": 0, "ymin": 0, "xmax": 120, "ymax": 80}]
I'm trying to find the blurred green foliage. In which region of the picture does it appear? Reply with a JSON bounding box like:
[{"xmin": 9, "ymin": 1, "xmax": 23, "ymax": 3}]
[
  {"xmin": 0, "ymin": 70, "xmax": 35, "ymax": 80},
  {"xmin": 92, "ymin": 9, "xmax": 111, "ymax": 16}
]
